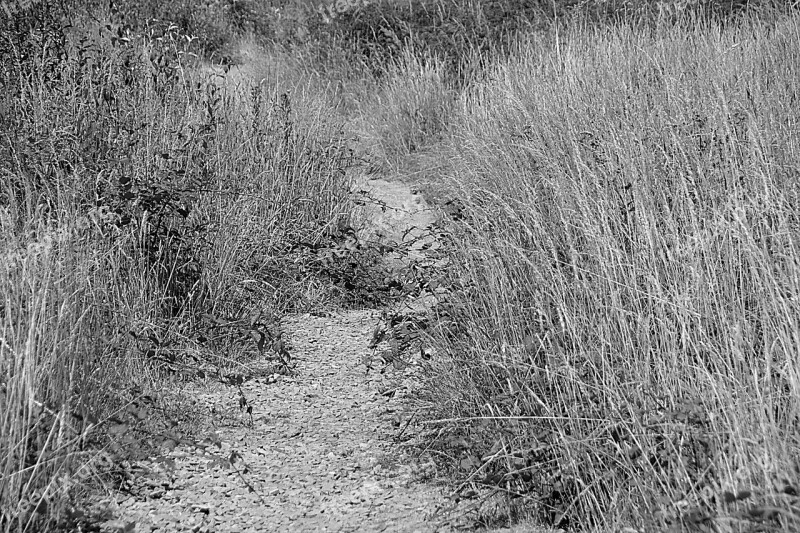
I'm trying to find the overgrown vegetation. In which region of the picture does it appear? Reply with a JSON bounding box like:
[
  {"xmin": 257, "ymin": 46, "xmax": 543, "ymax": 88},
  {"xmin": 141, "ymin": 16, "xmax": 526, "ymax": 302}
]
[
  {"xmin": 0, "ymin": 1, "xmax": 362, "ymax": 530},
  {"xmin": 2, "ymin": 0, "xmax": 799, "ymax": 531},
  {"xmin": 419, "ymin": 12, "xmax": 800, "ymax": 533}
]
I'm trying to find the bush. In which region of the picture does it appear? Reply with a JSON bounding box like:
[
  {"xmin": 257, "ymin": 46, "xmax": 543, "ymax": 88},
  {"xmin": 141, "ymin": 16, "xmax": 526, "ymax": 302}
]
[
  {"xmin": 299, "ymin": 0, "xmax": 550, "ymax": 84},
  {"xmin": 299, "ymin": 0, "xmax": 795, "ymax": 86}
]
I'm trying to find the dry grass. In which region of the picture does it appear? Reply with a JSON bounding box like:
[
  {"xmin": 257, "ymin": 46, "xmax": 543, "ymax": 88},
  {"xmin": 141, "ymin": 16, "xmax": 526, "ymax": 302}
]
[
  {"xmin": 419, "ymin": 13, "xmax": 800, "ymax": 531},
  {"xmin": 353, "ymin": 49, "xmax": 455, "ymax": 167}
]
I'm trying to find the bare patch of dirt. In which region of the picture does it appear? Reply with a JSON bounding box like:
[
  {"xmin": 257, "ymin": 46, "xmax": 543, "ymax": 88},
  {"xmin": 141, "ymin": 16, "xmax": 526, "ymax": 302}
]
[
  {"xmin": 96, "ymin": 310, "xmax": 484, "ymax": 532},
  {"xmin": 353, "ymin": 176, "xmax": 439, "ymax": 266}
]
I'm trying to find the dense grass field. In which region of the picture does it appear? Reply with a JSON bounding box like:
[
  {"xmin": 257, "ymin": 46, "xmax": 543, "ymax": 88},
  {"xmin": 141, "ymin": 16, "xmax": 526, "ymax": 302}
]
[
  {"xmin": 2, "ymin": 0, "xmax": 799, "ymax": 531},
  {"xmin": 419, "ymin": 15, "xmax": 800, "ymax": 529}
]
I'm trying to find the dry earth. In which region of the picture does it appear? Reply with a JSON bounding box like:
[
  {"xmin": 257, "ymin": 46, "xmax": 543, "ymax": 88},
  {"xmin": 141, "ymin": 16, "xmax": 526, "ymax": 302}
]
[{"xmin": 101, "ymin": 310, "xmax": 462, "ymax": 533}]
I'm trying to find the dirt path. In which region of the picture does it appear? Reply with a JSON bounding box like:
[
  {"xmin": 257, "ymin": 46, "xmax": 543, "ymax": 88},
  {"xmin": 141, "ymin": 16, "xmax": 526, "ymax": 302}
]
[
  {"xmin": 353, "ymin": 176, "xmax": 439, "ymax": 265},
  {"xmin": 105, "ymin": 309, "xmax": 478, "ymax": 533},
  {"xmin": 99, "ymin": 91, "xmax": 469, "ymax": 530},
  {"xmin": 97, "ymin": 50, "xmax": 541, "ymax": 533},
  {"xmin": 97, "ymin": 175, "xmax": 549, "ymax": 532}
]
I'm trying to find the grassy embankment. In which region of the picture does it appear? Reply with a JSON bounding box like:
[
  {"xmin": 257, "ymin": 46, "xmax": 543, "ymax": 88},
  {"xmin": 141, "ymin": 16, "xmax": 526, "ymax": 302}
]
[
  {"xmin": 2, "ymin": 0, "xmax": 799, "ymax": 531},
  {"xmin": 420, "ymin": 12, "xmax": 800, "ymax": 532}
]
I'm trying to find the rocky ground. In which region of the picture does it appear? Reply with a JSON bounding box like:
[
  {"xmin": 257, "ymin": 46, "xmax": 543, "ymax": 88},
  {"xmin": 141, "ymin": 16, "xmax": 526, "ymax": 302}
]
[{"xmin": 101, "ymin": 310, "xmax": 464, "ymax": 533}]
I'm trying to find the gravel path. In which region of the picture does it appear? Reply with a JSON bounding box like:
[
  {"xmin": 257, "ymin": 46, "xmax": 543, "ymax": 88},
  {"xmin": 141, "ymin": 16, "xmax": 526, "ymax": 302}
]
[
  {"xmin": 105, "ymin": 310, "xmax": 478, "ymax": 533},
  {"xmin": 99, "ymin": 157, "xmax": 480, "ymax": 532},
  {"xmin": 99, "ymin": 52, "xmax": 544, "ymax": 533}
]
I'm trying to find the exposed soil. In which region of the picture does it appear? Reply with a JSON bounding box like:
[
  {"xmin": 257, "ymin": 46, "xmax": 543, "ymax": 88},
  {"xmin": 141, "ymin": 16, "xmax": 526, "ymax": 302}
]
[
  {"xmin": 353, "ymin": 176, "xmax": 439, "ymax": 265},
  {"xmin": 95, "ymin": 182, "xmax": 473, "ymax": 532},
  {"xmin": 100, "ymin": 310, "xmax": 466, "ymax": 533}
]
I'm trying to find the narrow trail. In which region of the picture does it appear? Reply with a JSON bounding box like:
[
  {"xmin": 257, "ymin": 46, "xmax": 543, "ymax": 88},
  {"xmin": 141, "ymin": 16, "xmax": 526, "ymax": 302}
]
[
  {"xmin": 101, "ymin": 48, "xmax": 541, "ymax": 533},
  {"xmin": 104, "ymin": 168, "xmax": 475, "ymax": 532},
  {"xmin": 108, "ymin": 310, "xmax": 473, "ymax": 532},
  {"xmin": 103, "ymin": 60, "xmax": 463, "ymax": 530},
  {"xmin": 98, "ymin": 173, "xmax": 545, "ymax": 533}
]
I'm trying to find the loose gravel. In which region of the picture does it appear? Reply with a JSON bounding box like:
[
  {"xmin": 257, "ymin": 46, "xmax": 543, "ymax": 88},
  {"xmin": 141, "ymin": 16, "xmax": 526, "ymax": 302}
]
[{"xmin": 102, "ymin": 310, "xmax": 480, "ymax": 533}]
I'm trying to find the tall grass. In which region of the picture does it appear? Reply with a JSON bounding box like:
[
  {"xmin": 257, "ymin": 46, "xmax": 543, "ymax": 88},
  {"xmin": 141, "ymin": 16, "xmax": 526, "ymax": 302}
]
[
  {"xmin": 422, "ymin": 14, "xmax": 800, "ymax": 530},
  {"xmin": 353, "ymin": 49, "xmax": 455, "ymax": 166},
  {"xmin": 0, "ymin": 6, "xmax": 355, "ymax": 530}
]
